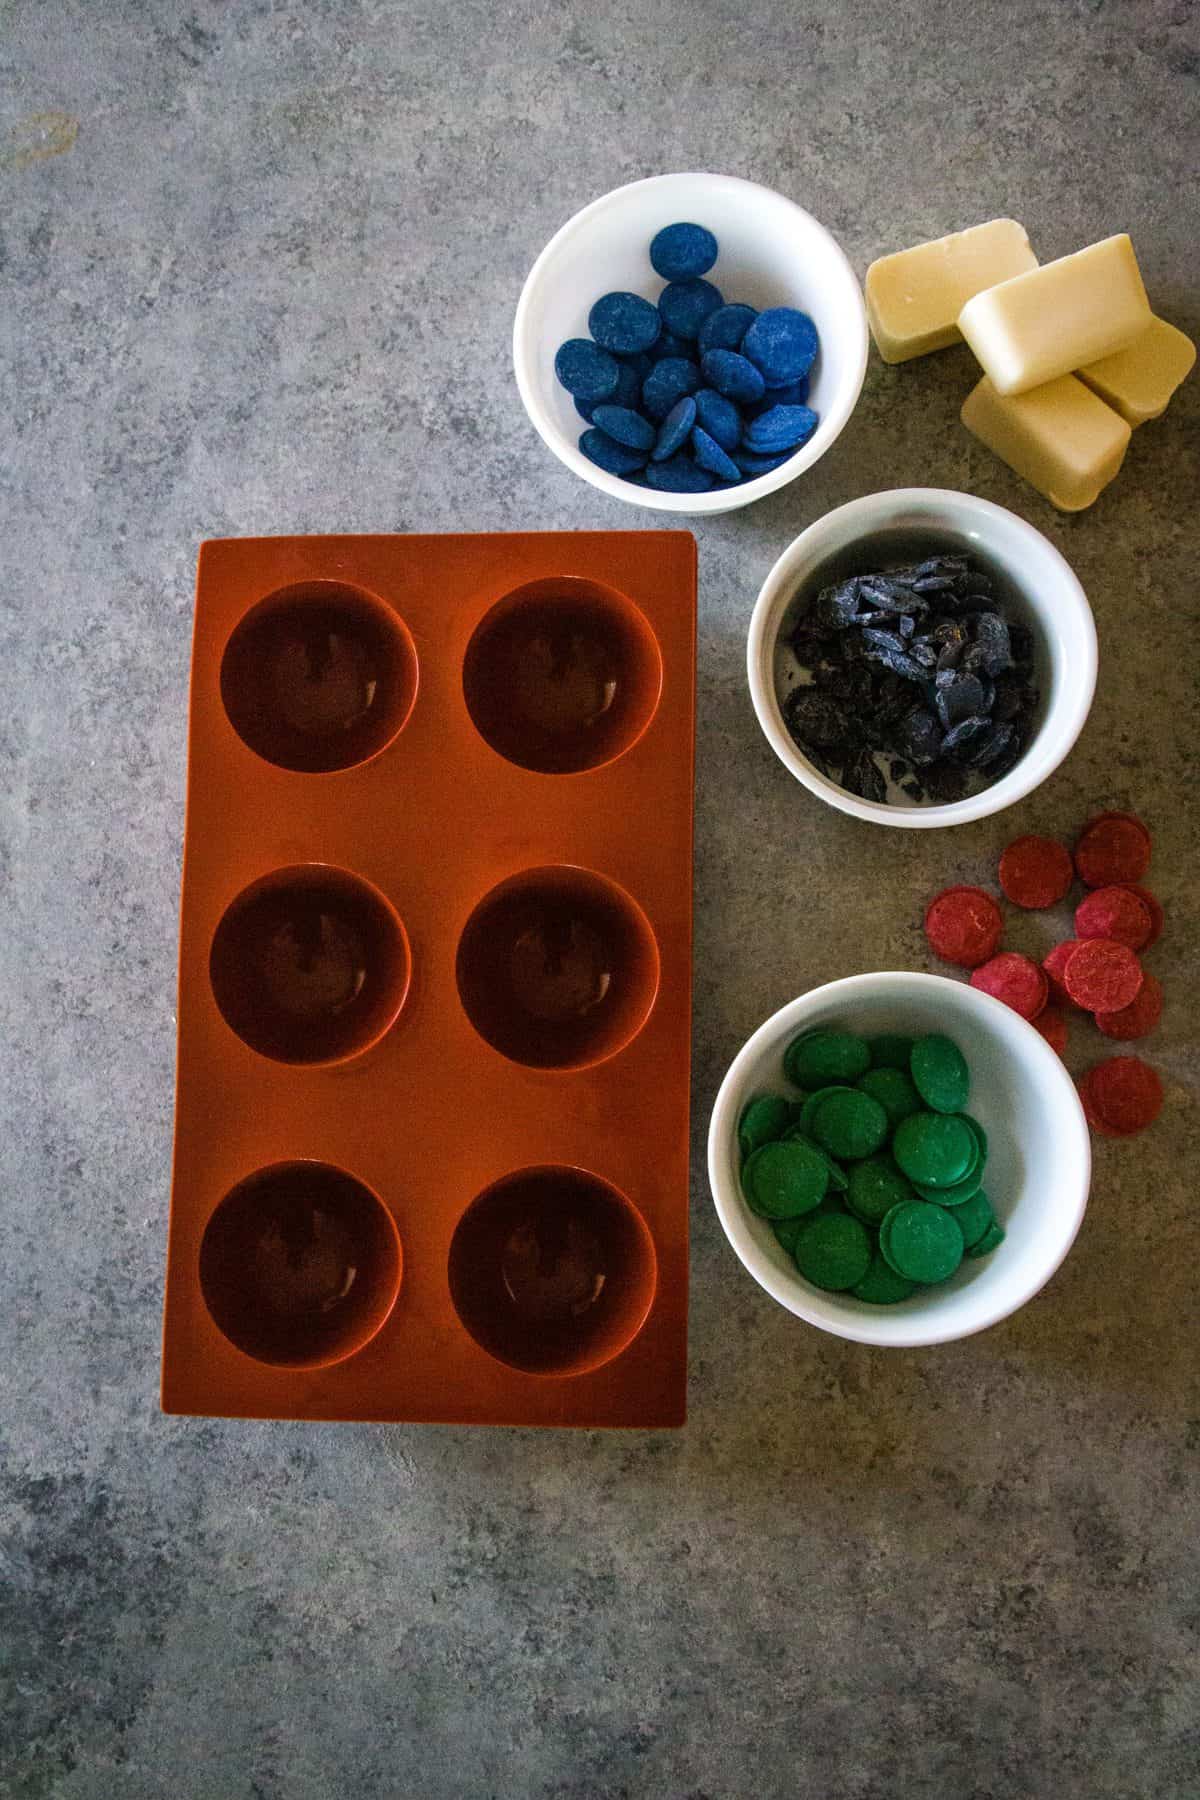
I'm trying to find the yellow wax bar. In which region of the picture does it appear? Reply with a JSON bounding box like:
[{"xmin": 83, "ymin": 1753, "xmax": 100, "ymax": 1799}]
[
  {"xmin": 961, "ymin": 373, "xmax": 1131, "ymax": 512},
  {"xmin": 959, "ymin": 235, "xmax": 1151, "ymax": 396},
  {"xmin": 865, "ymin": 219, "xmax": 1038, "ymax": 364},
  {"xmin": 1076, "ymin": 316, "xmax": 1196, "ymax": 425}
]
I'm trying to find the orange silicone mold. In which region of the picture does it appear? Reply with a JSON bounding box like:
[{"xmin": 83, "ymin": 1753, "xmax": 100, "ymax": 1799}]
[{"xmin": 162, "ymin": 533, "xmax": 696, "ymax": 1426}]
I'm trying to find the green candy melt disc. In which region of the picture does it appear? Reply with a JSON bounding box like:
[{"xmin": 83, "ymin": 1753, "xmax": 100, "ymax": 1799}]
[
  {"xmin": 966, "ymin": 1219, "xmax": 1006, "ymax": 1259},
  {"xmin": 892, "ymin": 1111, "xmax": 975, "ymax": 1187},
  {"xmin": 798, "ymin": 1084, "xmax": 855, "ymax": 1135},
  {"xmin": 879, "ymin": 1200, "xmax": 965, "ymax": 1283},
  {"xmin": 741, "ymin": 1139, "xmax": 829, "ymax": 1219},
  {"xmin": 961, "ymin": 1114, "xmax": 988, "ymax": 1161},
  {"xmin": 868, "ymin": 1034, "xmax": 916, "ymax": 1071},
  {"xmin": 951, "ymin": 1188, "xmax": 996, "ymax": 1249},
  {"xmin": 856, "ymin": 1065, "xmax": 922, "ymax": 1127},
  {"xmin": 810, "ymin": 1088, "xmax": 889, "ymax": 1161},
  {"xmin": 793, "ymin": 1211, "xmax": 872, "ymax": 1291},
  {"xmin": 852, "ymin": 1252, "xmax": 918, "ymax": 1305},
  {"xmin": 846, "ymin": 1155, "xmax": 914, "ymax": 1226},
  {"xmin": 784, "ymin": 1029, "xmax": 871, "ymax": 1087},
  {"xmin": 739, "ymin": 1094, "xmax": 790, "ymax": 1160},
  {"xmin": 913, "ymin": 1161, "xmax": 983, "ymax": 1206},
  {"xmin": 910, "ymin": 1034, "xmax": 970, "ymax": 1114},
  {"xmin": 781, "ymin": 1124, "xmax": 849, "ymax": 1188},
  {"xmin": 772, "ymin": 1214, "xmax": 808, "ymax": 1254}
]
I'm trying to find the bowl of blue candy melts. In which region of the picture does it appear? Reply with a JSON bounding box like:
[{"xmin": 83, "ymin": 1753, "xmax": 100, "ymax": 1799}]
[{"xmin": 514, "ymin": 172, "xmax": 869, "ymax": 515}]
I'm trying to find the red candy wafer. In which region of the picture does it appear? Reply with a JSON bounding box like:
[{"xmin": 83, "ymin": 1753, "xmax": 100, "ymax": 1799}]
[
  {"xmin": 1074, "ymin": 812, "xmax": 1151, "ymax": 887},
  {"xmin": 1080, "ymin": 809, "xmax": 1153, "ymax": 848},
  {"xmin": 1033, "ymin": 1007, "xmax": 1068, "ymax": 1055},
  {"xmin": 1042, "ymin": 941, "xmax": 1084, "ymax": 1009},
  {"xmin": 1081, "ymin": 1056, "xmax": 1163, "ymax": 1136},
  {"xmin": 1078, "ymin": 1077, "xmax": 1134, "ymax": 1137},
  {"xmin": 924, "ymin": 885, "xmax": 1004, "ymax": 968},
  {"xmin": 970, "ymin": 951, "xmax": 1048, "ymax": 1020},
  {"xmin": 1075, "ymin": 885, "xmax": 1152, "ymax": 950},
  {"xmin": 1118, "ymin": 883, "xmax": 1164, "ymax": 947},
  {"xmin": 998, "ymin": 834, "xmax": 1074, "ymax": 909},
  {"xmin": 1096, "ymin": 971, "xmax": 1163, "ymax": 1041},
  {"xmin": 1062, "ymin": 938, "xmax": 1143, "ymax": 1012}
]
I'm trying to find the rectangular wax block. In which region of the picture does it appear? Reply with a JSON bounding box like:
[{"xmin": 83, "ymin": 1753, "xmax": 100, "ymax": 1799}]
[
  {"xmin": 1076, "ymin": 315, "xmax": 1196, "ymax": 425},
  {"xmin": 961, "ymin": 373, "xmax": 1131, "ymax": 512},
  {"xmin": 959, "ymin": 235, "xmax": 1151, "ymax": 396},
  {"xmin": 865, "ymin": 219, "xmax": 1038, "ymax": 364}
]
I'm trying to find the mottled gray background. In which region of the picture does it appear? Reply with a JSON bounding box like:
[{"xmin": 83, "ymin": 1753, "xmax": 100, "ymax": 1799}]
[{"xmin": 2, "ymin": 1, "xmax": 1198, "ymax": 1795}]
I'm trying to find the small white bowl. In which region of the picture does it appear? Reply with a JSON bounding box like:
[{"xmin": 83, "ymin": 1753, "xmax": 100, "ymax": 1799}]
[
  {"xmin": 708, "ymin": 973, "xmax": 1091, "ymax": 1347},
  {"xmin": 513, "ymin": 172, "xmax": 868, "ymax": 515},
  {"xmin": 747, "ymin": 488, "xmax": 1098, "ymax": 826}
]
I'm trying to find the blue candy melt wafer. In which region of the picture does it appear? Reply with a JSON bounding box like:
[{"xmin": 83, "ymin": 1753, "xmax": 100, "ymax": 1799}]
[
  {"xmin": 747, "ymin": 375, "xmax": 809, "ymax": 414},
  {"xmin": 701, "ymin": 348, "xmax": 765, "ymax": 405},
  {"xmin": 691, "ymin": 426, "xmax": 741, "ymax": 481},
  {"xmin": 733, "ymin": 447, "xmax": 794, "ymax": 476},
  {"xmin": 642, "ymin": 356, "xmax": 701, "ymax": 421},
  {"xmin": 652, "ymin": 395, "xmax": 697, "ymax": 461},
  {"xmin": 555, "ymin": 338, "xmax": 620, "ymax": 403},
  {"xmin": 742, "ymin": 307, "xmax": 820, "ymax": 384},
  {"xmin": 579, "ymin": 428, "xmax": 648, "ymax": 476},
  {"xmin": 645, "ymin": 454, "xmax": 714, "ymax": 492},
  {"xmin": 648, "ymin": 331, "xmax": 690, "ymax": 363},
  {"xmin": 694, "ymin": 388, "xmax": 742, "ymax": 452},
  {"xmin": 743, "ymin": 403, "xmax": 820, "ymax": 453},
  {"xmin": 588, "ymin": 291, "xmax": 663, "ymax": 355},
  {"xmin": 649, "ymin": 222, "xmax": 719, "ymax": 281},
  {"xmin": 591, "ymin": 405, "xmax": 656, "ymax": 451},
  {"xmin": 698, "ymin": 303, "xmax": 758, "ymax": 356},
  {"xmin": 576, "ymin": 360, "xmax": 641, "ymax": 420},
  {"xmin": 658, "ymin": 278, "xmax": 724, "ymax": 341}
]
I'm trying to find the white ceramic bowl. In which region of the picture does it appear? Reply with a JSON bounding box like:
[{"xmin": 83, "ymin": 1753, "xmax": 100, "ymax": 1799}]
[
  {"xmin": 747, "ymin": 488, "xmax": 1098, "ymax": 826},
  {"xmin": 708, "ymin": 973, "xmax": 1091, "ymax": 1347},
  {"xmin": 513, "ymin": 172, "xmax": 868, "ymax": 515}
]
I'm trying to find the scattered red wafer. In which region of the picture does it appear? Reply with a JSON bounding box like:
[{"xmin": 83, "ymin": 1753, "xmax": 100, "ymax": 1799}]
[
  {"xmin": 970, "ymin": 951, "xmax": 1049, "ymax": 1020},
  {"xmin": 1074, "ymin": 812, "xmax": 1151, "ymax": 887},
  {"xmin": 1080, "ymin": 810, "xmax": 1153, "ymax": 846},
  {"xmin": 1042, "ymin": 941, "xmax": 1084, "ymax": 1009},
  {"xmin": 1062, "ymin": 938, "xmax": 1144, "ymax": 1012},
  {"xmin": 1075, "ymin": 885, "xmax": 1153, "ymax": 951},
  {"xmin": 1081, "ymin": 1056, "xmax": 1163, "ymax": 1136},
  {"xmin": 1078, "ymin": 1077, "xmax": 1135, "ymax": 1137},
  {"xmin": 998, "ymin": 834, "xmax": 1074, "ymax": 909},
  {"xmin": 1096, "ymin": 971, "xmax": 1163, "ymax": 1041},
  {"xmin": 923, "ymin": 885, "xmax": 1004, "ymax": 968},
  {"xmin": 1118, "ymin": 883, "xmax": 1164, "ymax": 948},
  {"xmin": 1032, "ymin": 1007, "xmax": 1068, "ymax": 1055}
]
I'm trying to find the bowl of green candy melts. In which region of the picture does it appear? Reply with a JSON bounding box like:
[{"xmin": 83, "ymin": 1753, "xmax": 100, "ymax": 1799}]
[{"xmin": 708, "ymin": 972, "xmax": 1092, "ymax": 1345}]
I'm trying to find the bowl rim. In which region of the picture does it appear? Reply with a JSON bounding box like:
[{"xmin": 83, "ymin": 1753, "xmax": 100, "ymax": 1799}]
[
  {"xmin": 707, "ymin": 971, "xmax": 1092, "ymax": 1347},
  {"xmin": 512, "ymin": 170, "xmax": 869, "ymax": 516},
  {"xmin": 746, "ymin": 487, "xmax": 1099, "ymax": 827}
]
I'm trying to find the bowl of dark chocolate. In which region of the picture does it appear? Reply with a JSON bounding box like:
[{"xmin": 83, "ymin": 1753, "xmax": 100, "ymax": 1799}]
[{"xmin": 747, "ymin": 489, "xmax": 1097, "ymax": 828}]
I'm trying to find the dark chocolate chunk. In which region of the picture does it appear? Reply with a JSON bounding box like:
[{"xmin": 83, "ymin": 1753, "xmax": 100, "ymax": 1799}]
[
  {"xmin": 935, "ymin": 674, "xmax": 987, "ymax": 730},
  {"xmin": 971, "ymin": 612, "xmax": 1012, "ymax": 674},
  {"xmin": 897, "ymin": 705, "xmax": 943, "ymax": 766},
  {"xmin": 813, "ymin": 580, "xmax": 863, "ymax": 629},
  {"xmin": 941, "ymin": 716, "xmax": 992, "ymax": 760},
  {"xmin": 923, "ymin": 761, "xmax": 970, "ymax": 802},
  {"xmin": 844, "ymin": 747, "xmax": 887, "ymax": 801},
  {"xmin": 784, "ymin": 688, "xmax": 855, "ymax": 752}
]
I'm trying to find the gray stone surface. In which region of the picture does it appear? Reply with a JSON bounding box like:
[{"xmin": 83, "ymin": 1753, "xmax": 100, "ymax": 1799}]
[{"xmin": 2, "ymin": 1, "xmax": 1198, "ymax": 1794}]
